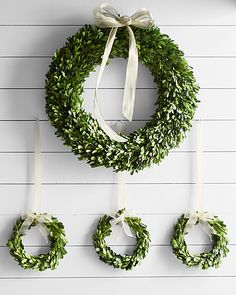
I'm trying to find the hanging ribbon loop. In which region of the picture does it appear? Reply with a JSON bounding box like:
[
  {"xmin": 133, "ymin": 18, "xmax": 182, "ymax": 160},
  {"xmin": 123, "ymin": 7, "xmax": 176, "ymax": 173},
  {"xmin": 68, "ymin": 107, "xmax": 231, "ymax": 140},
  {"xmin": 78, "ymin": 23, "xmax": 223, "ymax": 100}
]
[
  {"xmin": 33, "ymin": 119, "xmax": 42, "ymax": 214},
  {"xmin": 183, "ymin": 121, "xmax": 218, "ymax": 241},
  {"xmin": 109, "ymin": 164, "xmax": 137, "ymax": 239},
  {"xmin": 93, "ymin": 3, "xmax": 154, "ymax": 142},
  {"xmin": 19, "ymin": 120, "xmax": 51, "ymax": 243}
]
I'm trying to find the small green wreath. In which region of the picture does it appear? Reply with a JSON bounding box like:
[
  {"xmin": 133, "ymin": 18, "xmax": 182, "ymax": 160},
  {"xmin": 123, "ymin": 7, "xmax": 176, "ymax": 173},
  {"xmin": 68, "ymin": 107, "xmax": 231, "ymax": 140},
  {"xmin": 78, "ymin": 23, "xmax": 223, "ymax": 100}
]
[
  {"xmin": 7, "ymin": 214, "xmax": 67, "ymax": 271},
  {"xmin": 170, "ymin": 213, "xmax": 229, "ymax": 269},
  {"xmin": 93, "ymin": 209, "xmax": 150, "ymax": 270},
  {"xmin": 45, "ymin": 25, "xmax": 199, "ymax": 174}
]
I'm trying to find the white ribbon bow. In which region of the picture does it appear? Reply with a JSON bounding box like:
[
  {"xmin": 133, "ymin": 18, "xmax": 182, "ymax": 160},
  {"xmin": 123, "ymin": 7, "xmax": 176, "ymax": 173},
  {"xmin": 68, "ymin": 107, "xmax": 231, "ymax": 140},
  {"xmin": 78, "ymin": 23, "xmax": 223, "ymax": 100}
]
[
  {"xmin": 109, "ymin": 209, "xmax": 137, "ymax": 238},
  {"xmin": 93, "ymin": 3, "xmax": 154, "ymax": 142},
  {"xmin": 19, "ymin": 212, "xmax": 52, "ymax": 243},
  {"xmin": 184, "ymin": 211, "xmax": 216, "ymax": 240}
]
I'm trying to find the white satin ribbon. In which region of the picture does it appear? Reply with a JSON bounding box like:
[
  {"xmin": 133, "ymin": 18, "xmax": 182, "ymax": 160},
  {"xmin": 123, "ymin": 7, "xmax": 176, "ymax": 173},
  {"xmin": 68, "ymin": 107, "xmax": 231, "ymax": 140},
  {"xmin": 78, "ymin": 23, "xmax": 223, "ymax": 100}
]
[
  {"xmin": 93, "ymin": 3, "xmax": 154, "ymax": 142},
  {"xmin": 19, "ymin": 120, "xmax": 51, "ymax": 242},
  {"xmin": 109, "ymin": 146, "xmax": 137, "ymax": 238},
  {"xmin": 33, "ymin": 118, "xmax": 42, "ymax": 213},
  {"xmin": 184, "ymin": 211, "xmax": 216, "ymax": 240},
  {"xmin": 184, "ymin": 120, "xmax": 217, "ymax": 240},
  {"xmin": 109, "ymin": 209, "xmax": 137, "ymax": 238},
  {"xmin": 19, "ymin": 212, "xmax": 52, "ymax": 242}
]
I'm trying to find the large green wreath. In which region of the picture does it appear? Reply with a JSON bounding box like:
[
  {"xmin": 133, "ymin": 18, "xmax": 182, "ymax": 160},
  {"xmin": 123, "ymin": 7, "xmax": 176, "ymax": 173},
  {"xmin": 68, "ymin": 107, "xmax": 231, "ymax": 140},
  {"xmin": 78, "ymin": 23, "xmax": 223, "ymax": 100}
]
[
  {"xmin": 7, "ymin": 215, "xmax": 67, "ymax": 271},
  {"xmin": 170, "ymin": 213, "xmax": 229, "ymax": 269},
  {"xmin": 45, "ymin": 25, "xmax": 199, "ymax": 173},
  {"xmin": 93, "ymin": 209, "xmax": 150, "ymax": 270}
]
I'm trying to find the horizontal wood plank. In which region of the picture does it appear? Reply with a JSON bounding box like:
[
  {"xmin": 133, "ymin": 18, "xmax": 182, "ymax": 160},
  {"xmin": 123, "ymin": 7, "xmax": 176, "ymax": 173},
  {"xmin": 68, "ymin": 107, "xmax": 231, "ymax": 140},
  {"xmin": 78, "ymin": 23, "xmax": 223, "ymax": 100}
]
[
  {"xmin": 0, "ymin": 152, "xmax": 235, "ymax": 184},
  {"xmin": 0, "ymin": 26, "xmax": 236, "ymax": 57},
  {"xmin": 0, "ymin": 57, "xmax": 235, "ymax": 88},
  {"xmin": 0, "ymin": 245, "xmax": 234, "ymax": 278},
  {"xmin": 0, "ymin": 277, "xmax": 233, "ymax": 295},
  {"xmin": 1, "ymin": 0, "xmax": 236, "ymax": 25},
  {"xmin": 0, "ymin": 183, "xmax": 234, "ymax": 214}
]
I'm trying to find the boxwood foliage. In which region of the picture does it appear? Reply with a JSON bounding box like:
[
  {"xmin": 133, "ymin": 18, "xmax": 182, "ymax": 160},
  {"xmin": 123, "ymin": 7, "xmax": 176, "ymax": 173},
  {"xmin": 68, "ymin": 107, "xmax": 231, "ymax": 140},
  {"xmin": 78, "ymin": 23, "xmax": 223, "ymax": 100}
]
[
  {"xmin": 7, "ymin": 216, "xmax": 67, "ymax": 271},
  {"xmin": 93, "ymin": 209, "xmax": 150, "ymax": 270},
  {"xmin": 171, "ymin": 214, "xmax": 229, "ymax": 269},
  {"xmin": 45, "ymin": 25, "xmax": 199, "ymax": 173}
]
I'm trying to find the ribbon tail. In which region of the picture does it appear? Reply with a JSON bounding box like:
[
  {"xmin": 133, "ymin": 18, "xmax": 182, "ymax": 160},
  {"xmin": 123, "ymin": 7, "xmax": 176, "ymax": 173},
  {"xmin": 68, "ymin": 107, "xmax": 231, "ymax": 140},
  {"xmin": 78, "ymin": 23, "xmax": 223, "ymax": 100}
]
[
  {"xmin": 94, "ymin": 27, "xmax": 127, "ymax": 142},
  {"xmin": 109, "ymin": 217, "xmax": 123, "ymax": 242},
  {"xmin": 122, "ymin": 26, "xmax": 138, "ymax": 121},
  {"xmin": 19, "ymin": 216, "xmax": 35, "ymax": 236},
  {"xmin": 123, "ymin": 221, "xmax": 136, "ymax": 238},
  {"xmin": 38, "ymin": 224, "xmax": 50, "ymax": 243},
  {"xmin": 18, "ymin": 226, "xmax": 28, "ymax": 236},
  {"xmin": 94, "ymin": 99, "xmax": 127, "ymax": 142},
  {"xmin": 200, "ymin": 221, "xmax": 214, "ymax": 241},
  {"xmin": 184, "ymin": 215, "xmax": 198, "ymax": 234},
  {"xmin": 184, "ymin": 222, "xmax": 194, "ymax": 235}
]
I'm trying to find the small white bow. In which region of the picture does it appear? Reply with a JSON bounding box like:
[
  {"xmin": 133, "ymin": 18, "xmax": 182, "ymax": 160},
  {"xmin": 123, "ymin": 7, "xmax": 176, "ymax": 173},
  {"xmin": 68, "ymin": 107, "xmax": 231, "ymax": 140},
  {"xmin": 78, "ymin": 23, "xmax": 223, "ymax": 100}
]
[
  {"xmin": 94, "ymin": 3, "xmax": 154, "ymax": 29},
  {"xmin": 19, "ymin": 212, "xmax": 52, "ymax": 243},
  {"xmin": 109, "ymin": 209, "xmax": 137, "ymax": 238},
  {"xmin": 184, "ymin": 211, "xmax": 216, "ymax": 240}
]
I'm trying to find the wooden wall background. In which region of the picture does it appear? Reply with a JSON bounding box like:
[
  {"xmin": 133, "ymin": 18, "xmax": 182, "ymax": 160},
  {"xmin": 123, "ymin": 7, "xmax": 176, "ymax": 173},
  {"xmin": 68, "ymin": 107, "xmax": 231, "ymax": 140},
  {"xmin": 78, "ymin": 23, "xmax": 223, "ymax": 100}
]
[{"xmin": 0, "ymin": 0, "xmax": 236, "ymax": 293}]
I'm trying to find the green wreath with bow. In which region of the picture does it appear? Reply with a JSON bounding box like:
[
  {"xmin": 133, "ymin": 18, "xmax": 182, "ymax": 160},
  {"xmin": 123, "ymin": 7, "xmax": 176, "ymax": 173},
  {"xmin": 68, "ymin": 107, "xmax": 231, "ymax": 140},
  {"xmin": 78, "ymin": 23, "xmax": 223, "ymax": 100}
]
[
  {"xmin": 45, "ymin": 3, "xmax": 199, "ymax": 173},
  {"xmin": 170, "ymin": 211, "xmax": 229, "ymax": 269},
  {"xmin": 7, "ymin": 213, "xmax": 67, "ymax": 271},
  {"xmin": 93, "ymin": 209, "xmax": 151, "ymax": 270}
]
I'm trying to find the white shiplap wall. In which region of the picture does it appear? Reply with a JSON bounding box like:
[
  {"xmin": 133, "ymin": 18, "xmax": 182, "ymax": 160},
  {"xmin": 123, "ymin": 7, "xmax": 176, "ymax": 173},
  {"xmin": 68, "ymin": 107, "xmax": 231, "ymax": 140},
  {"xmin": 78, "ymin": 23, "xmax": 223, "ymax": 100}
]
[{"xmin": 1, "ymin": 0, "xmax": 236, "ymax": 293}]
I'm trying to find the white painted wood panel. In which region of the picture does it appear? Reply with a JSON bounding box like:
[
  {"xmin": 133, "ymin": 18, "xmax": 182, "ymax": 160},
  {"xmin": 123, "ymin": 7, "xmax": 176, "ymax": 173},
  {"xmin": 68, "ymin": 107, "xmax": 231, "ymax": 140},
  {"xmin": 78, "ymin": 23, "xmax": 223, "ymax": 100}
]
[{"xmin": 0, "ymin": 0, "xmax": 235, "ymax": 292}]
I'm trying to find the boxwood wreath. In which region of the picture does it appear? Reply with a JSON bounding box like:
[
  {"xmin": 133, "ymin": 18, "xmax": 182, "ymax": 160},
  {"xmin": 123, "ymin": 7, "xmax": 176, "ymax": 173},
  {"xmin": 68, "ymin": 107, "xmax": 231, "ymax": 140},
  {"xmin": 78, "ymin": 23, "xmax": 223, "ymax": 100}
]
[
  {"xmin": 7, "ymin": 215, "xmax": 67, "ymax": 271},
  {"xmin": 170, "ymin": 214, "xmax": 229, "ymax": 269},
  {"xmin": 45, "ymin": 25, "xmax": 199, "ymax": 174},
  {"xmin": 93, "ymin": 209, "xmax": 150, "ymax": 270}
]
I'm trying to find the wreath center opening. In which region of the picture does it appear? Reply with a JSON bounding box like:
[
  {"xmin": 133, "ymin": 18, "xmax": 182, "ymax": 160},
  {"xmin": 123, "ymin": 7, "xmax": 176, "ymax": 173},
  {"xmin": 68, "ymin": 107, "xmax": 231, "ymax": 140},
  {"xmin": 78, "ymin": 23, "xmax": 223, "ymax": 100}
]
[
  {"xmin": 184, "ymin": 223, "xmax": 213, "ymax": 254},
  {"xmin": 21, "ymin": 224, "xmax": 51, "ymax": 256}
]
